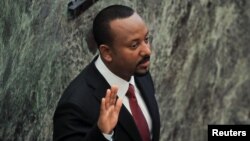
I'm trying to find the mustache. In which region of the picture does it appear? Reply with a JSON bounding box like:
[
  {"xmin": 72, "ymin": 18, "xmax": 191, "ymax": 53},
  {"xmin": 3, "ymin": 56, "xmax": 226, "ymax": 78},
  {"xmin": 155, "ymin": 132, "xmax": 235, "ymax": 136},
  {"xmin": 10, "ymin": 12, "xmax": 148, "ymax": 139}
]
[{"xmin": 138, "ymin": 56, "xmax": 150, "ymax": 65}]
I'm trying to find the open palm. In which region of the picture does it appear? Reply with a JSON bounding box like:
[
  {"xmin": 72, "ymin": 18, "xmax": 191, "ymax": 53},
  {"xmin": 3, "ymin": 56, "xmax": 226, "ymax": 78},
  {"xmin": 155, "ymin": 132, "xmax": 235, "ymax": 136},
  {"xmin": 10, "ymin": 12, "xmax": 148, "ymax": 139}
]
[{"xmin": 98, "ymin": 85, "xmax": 123, "ymax": 134}]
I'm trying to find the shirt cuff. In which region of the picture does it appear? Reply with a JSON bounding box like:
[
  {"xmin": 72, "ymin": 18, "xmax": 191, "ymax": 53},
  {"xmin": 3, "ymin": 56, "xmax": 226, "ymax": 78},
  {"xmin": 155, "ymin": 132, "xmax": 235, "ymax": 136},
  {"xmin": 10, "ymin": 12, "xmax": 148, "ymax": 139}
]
[{"xmin": 102, "ymin": 131, "xmax": 114, "ymax": 141}]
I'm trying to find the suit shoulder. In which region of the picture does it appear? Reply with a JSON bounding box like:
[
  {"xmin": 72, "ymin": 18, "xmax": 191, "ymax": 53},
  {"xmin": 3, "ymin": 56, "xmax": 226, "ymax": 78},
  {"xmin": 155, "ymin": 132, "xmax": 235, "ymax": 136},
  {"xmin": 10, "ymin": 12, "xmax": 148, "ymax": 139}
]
[{"xmin": 58, "ymin": 65, "xmax": 95, "ymax": 107}]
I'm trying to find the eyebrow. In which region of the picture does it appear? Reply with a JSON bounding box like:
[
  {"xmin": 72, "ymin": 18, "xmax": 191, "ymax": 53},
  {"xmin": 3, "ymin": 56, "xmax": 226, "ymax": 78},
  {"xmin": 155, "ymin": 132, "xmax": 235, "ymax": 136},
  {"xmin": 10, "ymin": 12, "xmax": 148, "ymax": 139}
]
[{"xmin": 130, "ymin": 30, "xmax": 149, "ymax": 42}]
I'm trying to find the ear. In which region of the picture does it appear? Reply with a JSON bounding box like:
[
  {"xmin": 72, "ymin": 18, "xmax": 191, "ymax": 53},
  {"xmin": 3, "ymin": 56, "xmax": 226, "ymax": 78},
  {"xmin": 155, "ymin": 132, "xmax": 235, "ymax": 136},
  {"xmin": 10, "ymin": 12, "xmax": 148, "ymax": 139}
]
[{"xmin": 99, "ymin": 44, "xmax": 112, "ymax": 62}]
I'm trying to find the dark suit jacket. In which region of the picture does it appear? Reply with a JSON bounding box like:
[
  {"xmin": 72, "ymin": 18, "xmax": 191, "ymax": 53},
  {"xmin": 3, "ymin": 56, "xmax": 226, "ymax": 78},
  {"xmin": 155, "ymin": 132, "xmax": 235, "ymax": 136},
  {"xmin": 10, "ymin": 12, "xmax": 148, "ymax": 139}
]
[{"xmin": 53, "ymin": 57, "xmax": 160, "ymax": 141}]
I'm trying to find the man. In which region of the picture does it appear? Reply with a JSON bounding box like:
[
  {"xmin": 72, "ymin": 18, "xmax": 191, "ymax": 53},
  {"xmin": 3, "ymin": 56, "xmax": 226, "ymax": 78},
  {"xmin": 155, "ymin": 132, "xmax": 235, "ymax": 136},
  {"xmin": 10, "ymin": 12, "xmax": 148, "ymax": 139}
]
[{"xmin": 53, "ymin": 5, "xmax": 160, "ymax": 141}]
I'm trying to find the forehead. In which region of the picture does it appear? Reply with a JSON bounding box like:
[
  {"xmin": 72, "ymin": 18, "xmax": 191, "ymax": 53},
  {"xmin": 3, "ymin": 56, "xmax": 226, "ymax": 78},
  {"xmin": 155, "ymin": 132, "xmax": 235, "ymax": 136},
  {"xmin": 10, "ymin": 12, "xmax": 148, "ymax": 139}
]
[{"xmin": 109, "ymin": 13, "xmax": 148, "ymax": 42}]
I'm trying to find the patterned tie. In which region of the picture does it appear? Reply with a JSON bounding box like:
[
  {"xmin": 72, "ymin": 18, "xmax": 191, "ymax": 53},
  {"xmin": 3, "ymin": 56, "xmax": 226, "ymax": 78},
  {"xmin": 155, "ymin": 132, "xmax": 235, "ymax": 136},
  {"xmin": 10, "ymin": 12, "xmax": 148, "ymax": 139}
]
[{"xmin": 126, "ymin": 84, "xmax": 151, "ymax": 141}]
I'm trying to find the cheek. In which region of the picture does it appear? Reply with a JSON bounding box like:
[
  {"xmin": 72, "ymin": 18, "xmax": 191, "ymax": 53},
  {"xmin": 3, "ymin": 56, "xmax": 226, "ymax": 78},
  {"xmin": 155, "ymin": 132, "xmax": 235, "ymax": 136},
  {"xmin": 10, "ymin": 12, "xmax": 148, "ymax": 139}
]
[
  {"xmin": 126, "ymin": 57, "xmax": 139, "ymax": 68},
  {"xmin": 114, "ymin": 49, "xmax": 140, "ymax": 65}
]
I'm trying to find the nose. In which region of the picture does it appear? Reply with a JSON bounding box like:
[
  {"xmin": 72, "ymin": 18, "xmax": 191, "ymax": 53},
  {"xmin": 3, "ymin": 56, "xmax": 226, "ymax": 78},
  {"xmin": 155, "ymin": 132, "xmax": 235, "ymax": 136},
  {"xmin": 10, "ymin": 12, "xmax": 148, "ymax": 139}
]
[{"xmin": 139, "ymin": 42, "xmax": 151, "ymax": 56}]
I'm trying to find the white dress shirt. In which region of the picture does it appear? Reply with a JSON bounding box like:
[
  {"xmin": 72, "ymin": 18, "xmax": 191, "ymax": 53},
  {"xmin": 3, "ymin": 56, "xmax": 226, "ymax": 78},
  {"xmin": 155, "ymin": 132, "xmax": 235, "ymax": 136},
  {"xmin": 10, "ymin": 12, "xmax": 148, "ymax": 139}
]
[{"xmin": 95, "ymin": 56, "xmax": 152, "ymax": 140}]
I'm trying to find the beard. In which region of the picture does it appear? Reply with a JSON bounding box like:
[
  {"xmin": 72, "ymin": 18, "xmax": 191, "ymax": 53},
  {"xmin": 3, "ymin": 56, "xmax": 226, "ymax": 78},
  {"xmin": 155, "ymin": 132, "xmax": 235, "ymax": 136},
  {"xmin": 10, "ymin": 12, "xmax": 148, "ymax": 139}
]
[
  {"xmin": 134, "ymin": 69, "xmax": 149, "ymax": 76},
  {"xmin": 134, "ymin": 55, "xmax": 150, "ymax": 76},
  {"xmin": 137, "ymin": 56, "xmax": 150, "ymax": 66}
]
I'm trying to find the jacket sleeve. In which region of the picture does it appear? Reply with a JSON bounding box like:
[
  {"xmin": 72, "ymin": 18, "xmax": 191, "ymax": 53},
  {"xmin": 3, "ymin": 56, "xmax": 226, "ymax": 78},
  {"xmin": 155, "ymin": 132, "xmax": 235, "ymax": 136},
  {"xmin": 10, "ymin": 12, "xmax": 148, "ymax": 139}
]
[{"xmin": 53, "ymin": 102, "xmax": 108, "ymax": 141}]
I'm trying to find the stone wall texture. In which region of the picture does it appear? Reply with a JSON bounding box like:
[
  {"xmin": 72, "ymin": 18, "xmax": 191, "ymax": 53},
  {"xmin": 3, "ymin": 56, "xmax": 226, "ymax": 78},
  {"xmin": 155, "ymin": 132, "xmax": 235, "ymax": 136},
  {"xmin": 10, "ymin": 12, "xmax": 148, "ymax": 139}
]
[{"xmin": 1, "ymin": 0, "xmax": 250, "ymax": 141}]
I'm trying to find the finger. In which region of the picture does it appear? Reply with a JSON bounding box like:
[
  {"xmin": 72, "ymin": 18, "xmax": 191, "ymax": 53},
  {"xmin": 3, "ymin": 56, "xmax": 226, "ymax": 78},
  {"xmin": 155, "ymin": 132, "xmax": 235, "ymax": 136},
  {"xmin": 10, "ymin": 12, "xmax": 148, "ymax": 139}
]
[
  {"xmin": 100, "ymin": 98, "xmax": 106, "ymax": 113},
  {"xmin": 111, "ymin": 85, "xmax": 118, "ymax": 95},
  {"xmin": 105, "ymin": 89, "xmax": 111, "ymax": 108},
  {"xmin": 110, "ymin": 85, "xmax": 118, "ymax": 104},
  {"xmin": 114, "ymin": 98, "xmax": 123, "ymax": 114}
]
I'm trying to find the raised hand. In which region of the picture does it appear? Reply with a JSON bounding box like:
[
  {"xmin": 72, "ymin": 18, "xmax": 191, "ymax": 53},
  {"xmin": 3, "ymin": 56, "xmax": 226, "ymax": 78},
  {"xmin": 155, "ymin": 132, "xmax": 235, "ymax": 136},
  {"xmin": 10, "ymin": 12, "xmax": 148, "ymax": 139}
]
[{"xmin": 97, "ymin": 85, "xmax": 123, "ymax": 134}]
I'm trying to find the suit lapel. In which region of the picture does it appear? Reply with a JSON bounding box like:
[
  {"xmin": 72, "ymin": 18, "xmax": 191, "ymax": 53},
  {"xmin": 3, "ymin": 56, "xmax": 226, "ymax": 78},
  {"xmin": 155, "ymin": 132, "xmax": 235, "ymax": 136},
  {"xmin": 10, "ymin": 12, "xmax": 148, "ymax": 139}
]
[
  {"xmin": 118, "ymin": 74, "xmax": 160, "ymax": 141},
  {"xmin": 135, "ymin": 76, "xmax": 156, "ymax": 122},
  {"xmin": 118, "ymin": 106, "xmax": 142, "ymax": 141},
  {"xmin": 135, "ymin": 75, "xmax": 160, "ymax": 141},
  {"xmin": 84, "ymin": 57, "xmax": 110, "ymax": 100}
]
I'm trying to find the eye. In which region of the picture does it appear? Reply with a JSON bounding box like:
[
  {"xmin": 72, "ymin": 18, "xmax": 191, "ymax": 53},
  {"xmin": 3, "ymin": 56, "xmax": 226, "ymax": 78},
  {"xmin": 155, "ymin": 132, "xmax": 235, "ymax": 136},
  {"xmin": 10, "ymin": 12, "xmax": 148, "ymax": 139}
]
[
  {"xmin": 131, "ymin": 41, "xmax": 139, "ymax": 48},
  {"xmin": 144, "ymin": 36, "xmax": 149, "ymax": 44}
]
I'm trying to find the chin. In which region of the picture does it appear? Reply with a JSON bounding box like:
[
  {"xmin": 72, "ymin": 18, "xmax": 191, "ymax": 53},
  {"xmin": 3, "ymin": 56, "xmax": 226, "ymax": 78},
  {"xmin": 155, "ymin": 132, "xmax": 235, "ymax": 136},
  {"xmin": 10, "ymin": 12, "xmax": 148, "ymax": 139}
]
[{"xmin": 134, "ymin": 69, "xmax": 149, "ymax": 76}]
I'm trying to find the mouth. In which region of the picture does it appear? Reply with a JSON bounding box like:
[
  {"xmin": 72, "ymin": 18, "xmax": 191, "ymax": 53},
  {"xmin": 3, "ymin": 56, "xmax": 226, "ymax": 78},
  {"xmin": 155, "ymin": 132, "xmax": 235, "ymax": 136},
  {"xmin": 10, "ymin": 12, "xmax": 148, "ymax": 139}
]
[
  {"xmin": 137, "ymin": 57, "xmax": 150, "ymax": 68},
  {"xmin": 138, "ymin": 60, "xmax": 150, "ymax": 67}
]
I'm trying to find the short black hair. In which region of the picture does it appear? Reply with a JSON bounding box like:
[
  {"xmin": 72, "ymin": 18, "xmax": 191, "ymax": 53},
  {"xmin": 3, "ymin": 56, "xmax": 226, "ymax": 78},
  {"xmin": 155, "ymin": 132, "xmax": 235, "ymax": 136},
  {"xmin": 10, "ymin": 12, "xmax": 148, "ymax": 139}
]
[{"xmin": 92, "ymin": 5, "xmax": 134, "ymax": 47}]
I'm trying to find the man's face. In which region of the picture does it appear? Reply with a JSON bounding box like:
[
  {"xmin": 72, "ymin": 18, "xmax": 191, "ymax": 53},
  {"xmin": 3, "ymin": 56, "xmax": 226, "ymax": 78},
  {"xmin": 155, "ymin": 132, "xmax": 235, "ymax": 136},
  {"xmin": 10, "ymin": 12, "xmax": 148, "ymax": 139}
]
[{"xmin": 108, "ymin": 13, "xmax": 151, "ymax": 80}]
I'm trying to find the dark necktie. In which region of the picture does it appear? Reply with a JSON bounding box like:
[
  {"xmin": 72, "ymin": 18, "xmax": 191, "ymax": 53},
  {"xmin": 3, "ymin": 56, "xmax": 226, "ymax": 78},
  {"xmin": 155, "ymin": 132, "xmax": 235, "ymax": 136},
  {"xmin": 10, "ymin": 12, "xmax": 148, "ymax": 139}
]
[{"xmin": 126, "ymin": 84, "xmax": 151, "ymax": 141}]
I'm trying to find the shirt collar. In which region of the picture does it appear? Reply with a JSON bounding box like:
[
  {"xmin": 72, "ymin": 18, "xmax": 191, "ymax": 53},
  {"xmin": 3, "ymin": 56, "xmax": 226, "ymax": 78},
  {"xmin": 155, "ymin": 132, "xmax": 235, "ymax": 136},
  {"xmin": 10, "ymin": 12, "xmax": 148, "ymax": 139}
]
[{"xmin": 95, "ymin": 56, "xmax": 135, "ymax": 99}]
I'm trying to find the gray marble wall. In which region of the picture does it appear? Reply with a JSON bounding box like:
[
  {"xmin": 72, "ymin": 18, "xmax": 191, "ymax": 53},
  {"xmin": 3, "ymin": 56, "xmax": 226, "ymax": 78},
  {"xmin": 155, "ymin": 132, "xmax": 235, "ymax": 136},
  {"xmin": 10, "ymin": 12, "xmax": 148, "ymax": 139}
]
[{"xmin": 1, "ymin": 0, "xmax": 249, "ymax": 141}]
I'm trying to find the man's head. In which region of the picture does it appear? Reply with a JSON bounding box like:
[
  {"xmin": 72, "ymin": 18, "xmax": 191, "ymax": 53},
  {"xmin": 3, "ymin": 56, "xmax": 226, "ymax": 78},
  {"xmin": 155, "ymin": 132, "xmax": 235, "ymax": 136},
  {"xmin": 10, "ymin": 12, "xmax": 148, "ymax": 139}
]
[{"xmin": 93, "ymin": 5, "xmax": 151, "ymax": 81}]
